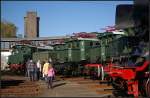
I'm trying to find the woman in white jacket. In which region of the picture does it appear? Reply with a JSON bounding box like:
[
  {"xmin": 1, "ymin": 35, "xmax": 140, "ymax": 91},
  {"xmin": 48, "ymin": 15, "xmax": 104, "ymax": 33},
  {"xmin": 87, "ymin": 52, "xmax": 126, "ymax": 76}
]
[{"xmin": 37, "ymin": 60, "xmax": 42, "ymax": 80}]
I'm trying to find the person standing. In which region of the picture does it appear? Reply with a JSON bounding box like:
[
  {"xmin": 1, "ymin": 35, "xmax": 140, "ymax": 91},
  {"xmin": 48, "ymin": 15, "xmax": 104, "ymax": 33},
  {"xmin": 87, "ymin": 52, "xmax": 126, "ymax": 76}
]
[
  {"xmin": 42, "ymin": 60, "xmax": 50, "ymax": 83},
  {"xmin": 49, "ymin": 58, "xmax": 52, "ymax": 64},
  {"xmin": 47, "ymin": 64, "xmax": 55, "ymax": 89},
  {"xmin": 25, "ymin": 59, "xmax": 30, "ymax": 77},
  {"xmin": 36, "ymin": 60, "xmax": 42, "ymax": 80},
  {"xmin": 28, "ymin": 59, "xmax": 35, "ymax": 81},
  {"xmin": 33, "ymin": 61, "xmax": 38, "ymax": 81}
]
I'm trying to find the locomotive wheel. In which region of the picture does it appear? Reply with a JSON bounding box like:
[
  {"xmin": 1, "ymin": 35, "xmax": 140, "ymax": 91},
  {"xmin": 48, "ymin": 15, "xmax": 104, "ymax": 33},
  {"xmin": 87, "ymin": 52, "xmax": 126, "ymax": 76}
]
[
  {"xmin": 140, "ymin": 79, "xmax": 147, "ymax": 96},
  {"xmin": 112, "ymin": 78, "xmax": 123, "ymax": 90},
  {"xmin": 112, "ymin": 78, "xmax": 128, "ymax": 97},
  {"xmin": 104, "ymin": 75, "xmax": 112, "ymax": 86},
  {"xmin": 146, "ymin": 79, "xmax": 150, "ymax": 97},
  {"xmin": 112, "ymin": 78, "xmax": 129, "ymax": 97}
]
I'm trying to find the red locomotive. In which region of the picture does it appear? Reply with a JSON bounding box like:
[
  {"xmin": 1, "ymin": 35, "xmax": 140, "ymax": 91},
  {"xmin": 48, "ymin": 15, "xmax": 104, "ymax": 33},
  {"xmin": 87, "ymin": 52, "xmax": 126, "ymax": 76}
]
[{"xmin": 105, "ymin": 56, "xmax": 150, "ymax": 97}]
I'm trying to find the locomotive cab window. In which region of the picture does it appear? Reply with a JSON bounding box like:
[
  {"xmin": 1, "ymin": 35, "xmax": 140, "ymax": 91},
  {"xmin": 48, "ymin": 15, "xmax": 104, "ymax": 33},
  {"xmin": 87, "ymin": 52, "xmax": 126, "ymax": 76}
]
[
  {"xmin": 72, "ymin": 42, "xmax": 76, "ymax": 48},
  {"xmin": 68, "ymin": 43, "xmax": 72, "ymax": 48},
  {"xmin": 76, "ymin": 42, "xmax": 79, "ymax": 48},
  {"xmin": 95, "ymin": 42, "xmax": 100, "ymax": 46},
  {"xmin": 90, "ymin": 42, "xmax": 93, "ymax": 47}
]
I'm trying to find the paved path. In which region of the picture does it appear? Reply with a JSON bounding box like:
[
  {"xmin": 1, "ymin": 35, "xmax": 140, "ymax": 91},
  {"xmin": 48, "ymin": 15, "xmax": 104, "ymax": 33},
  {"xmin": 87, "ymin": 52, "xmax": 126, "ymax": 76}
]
[{"xmin": 38, "ymin": 78, "xmax": 112, "ymax": 97}]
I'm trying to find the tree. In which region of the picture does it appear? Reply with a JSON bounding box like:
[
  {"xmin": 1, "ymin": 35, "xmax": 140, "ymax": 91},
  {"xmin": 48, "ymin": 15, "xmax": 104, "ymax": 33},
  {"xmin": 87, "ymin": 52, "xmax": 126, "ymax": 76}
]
[{"xmin": 1, "ymin": 20, "xmax": 17, "ymax": 38}]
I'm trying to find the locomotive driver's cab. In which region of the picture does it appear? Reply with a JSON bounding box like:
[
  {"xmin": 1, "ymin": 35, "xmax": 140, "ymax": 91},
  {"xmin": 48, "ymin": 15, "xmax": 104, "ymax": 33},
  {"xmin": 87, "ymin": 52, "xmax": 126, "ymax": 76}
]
[
  {"xmin": 128, "ymin": 50, "xmax": 149, "ymax": 67},
  {"xmin": 127, "ymin": 40, "xmax": 149, "ymax": 67}
]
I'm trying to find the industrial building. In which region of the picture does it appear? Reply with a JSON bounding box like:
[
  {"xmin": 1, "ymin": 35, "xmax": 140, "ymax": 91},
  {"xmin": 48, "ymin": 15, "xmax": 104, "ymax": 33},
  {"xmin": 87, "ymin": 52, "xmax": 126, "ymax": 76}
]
[{"xmin": 24, "ymin": 11, "xmax": 40, "ymax": 38}]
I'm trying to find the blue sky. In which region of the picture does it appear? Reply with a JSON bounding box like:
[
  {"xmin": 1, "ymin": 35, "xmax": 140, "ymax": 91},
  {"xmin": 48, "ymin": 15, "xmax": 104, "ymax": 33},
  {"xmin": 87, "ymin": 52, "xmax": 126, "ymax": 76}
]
[{"xmin": 1, "ymin": 1, "xmax": 133, "ymax": 37}]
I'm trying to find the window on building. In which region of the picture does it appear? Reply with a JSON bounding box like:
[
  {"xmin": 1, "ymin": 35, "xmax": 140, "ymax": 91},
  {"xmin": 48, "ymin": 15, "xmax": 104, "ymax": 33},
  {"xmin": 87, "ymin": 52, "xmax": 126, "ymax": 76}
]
[
  {"xmin": 1, "ymin": 42, "xmax": 5, "ymax": 49},
  {"xmin": 5, "ymin": 42, "xmax": 10, "ymax": 49}
]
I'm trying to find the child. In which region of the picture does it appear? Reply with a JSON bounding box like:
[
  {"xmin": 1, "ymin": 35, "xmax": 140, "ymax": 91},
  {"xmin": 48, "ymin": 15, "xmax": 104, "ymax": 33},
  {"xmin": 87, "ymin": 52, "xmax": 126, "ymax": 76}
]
[{"xmin": 47, "ymin": 64, "xmax": 55, "ymax": 89}]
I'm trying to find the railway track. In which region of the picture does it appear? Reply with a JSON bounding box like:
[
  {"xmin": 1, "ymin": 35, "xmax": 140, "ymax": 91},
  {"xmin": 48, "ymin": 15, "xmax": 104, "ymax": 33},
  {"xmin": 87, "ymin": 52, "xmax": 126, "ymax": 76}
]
[
  {"xmin": 1, "ymin": 75, "xmax": 116, "ymax": 97},
  {"xmin": 1, "ymin": 75, "xmax": 44, "ymax": 97}
]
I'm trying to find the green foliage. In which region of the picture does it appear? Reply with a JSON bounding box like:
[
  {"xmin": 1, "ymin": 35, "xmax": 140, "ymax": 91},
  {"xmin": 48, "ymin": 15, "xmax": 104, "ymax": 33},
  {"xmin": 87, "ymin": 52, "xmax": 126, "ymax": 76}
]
[{"xmin": 1, "ymin": 20, "xmax": 17, "ymax": 38}]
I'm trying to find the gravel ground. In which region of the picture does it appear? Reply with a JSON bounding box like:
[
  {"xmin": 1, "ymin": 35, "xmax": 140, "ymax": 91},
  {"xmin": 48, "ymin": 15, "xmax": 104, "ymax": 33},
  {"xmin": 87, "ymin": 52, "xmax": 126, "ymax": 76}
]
[{"xmin": 1, "ymin": 75, "xmax": 113, "ymax": 97}]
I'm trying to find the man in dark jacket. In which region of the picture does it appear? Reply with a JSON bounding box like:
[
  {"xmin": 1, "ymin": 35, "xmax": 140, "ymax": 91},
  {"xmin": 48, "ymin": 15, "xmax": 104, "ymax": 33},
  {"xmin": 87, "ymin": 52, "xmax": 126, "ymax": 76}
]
[{"xmin": 27, "ymin": 60, "xmax": 37, "ymax": 81}]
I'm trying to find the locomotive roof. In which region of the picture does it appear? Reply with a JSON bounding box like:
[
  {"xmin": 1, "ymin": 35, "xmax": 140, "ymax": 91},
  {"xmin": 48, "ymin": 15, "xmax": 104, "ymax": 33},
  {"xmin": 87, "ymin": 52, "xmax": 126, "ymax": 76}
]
[
  {"xmin": 51, "ymin": 43, "xmax": 66, "ymax": 46},
  {"xmin": 12, "ymin": 44, "xmax": 37, "ymax": 48},
  {"xmin": 98, "ymin": 31, "xmax": 125, "ymax": 38},
  {"xmin": 1, "ymin": 36, "xmax": 70, "ymax": 41},
  {"xmin": 65, "ymin": 37, "xmax": 99, "ymax": 42},
  {"xmin": 12, "ymin": 44, "xmax": 53, "ymax": 50}
]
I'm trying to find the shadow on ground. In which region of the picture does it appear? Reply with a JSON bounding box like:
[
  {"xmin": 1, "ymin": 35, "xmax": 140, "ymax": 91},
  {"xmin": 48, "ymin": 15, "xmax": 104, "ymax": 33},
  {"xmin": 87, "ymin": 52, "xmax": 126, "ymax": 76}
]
[
  {"xmin": 53, "ymin": 82, "xmax": 66, "ymax": 88},
  {"xmin": 53, "ymin": 79, "xmax": 61, "ymax": 82},
  {"xmin": 1, "ymin": 80, "xmax": 25, "ymax": 89}
]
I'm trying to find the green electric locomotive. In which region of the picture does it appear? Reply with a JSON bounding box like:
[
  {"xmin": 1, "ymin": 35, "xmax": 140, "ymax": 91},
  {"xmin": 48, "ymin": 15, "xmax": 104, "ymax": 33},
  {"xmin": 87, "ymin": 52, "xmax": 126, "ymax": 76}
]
[
  {"xmin": 52, "ymin": 37, "xmax": 101, "ymax": 76},
  {"xmin": 7, "ymin": 44, "xmax": 50, "ymax": 72}
]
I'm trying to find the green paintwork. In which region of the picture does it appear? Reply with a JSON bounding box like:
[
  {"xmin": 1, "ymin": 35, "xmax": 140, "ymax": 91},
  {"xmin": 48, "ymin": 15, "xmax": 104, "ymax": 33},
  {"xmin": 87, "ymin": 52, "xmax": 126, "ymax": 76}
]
[{"xmin": 32, "ymin": 51, "xmax": 57, "ymax": 63}]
